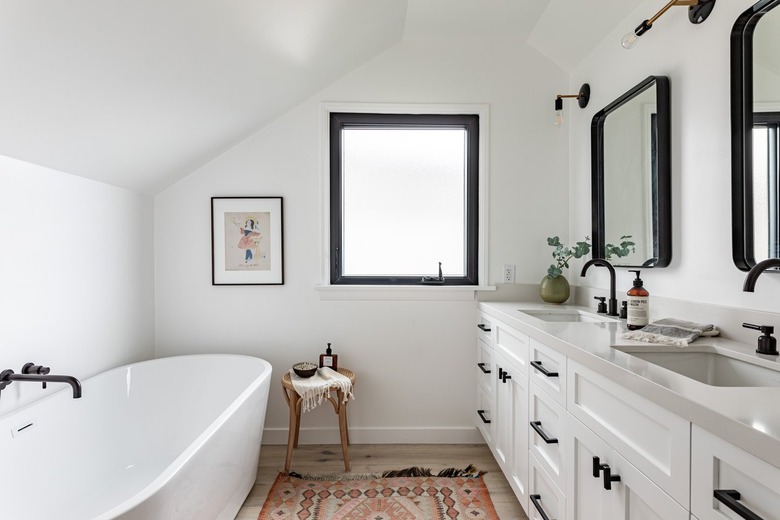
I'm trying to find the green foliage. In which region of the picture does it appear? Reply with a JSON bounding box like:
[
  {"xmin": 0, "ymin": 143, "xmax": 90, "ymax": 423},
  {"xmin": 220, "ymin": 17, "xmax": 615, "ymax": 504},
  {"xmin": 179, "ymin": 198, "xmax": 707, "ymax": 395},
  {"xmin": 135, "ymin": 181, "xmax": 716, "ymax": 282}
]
[
  {"xmin": 604, "ymin": 235, "xmax": 636, "ymax": 259},
  {"xmin": 546, "ymin": 236, "xmax": 591, "ymax": 278}
]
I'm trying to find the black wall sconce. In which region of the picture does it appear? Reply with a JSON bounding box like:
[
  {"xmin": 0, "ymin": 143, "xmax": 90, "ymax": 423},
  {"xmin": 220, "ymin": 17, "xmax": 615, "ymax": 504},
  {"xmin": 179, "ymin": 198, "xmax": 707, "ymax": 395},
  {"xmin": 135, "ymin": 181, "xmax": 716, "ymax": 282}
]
[
  {"xmin": 554, "ymin": 83, "xmax": 590, "ymax": 127},
  {"xmin": 622, "ymin": 0, "xmax": 716, "ymax": 49}
]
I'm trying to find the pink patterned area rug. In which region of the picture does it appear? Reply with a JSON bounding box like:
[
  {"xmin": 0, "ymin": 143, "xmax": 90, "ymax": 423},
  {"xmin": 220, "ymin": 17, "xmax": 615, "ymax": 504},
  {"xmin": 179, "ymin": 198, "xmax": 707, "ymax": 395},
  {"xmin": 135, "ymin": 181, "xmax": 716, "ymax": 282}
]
[{"xmin": 258, "ymin": 466, "xmax": 501, "ymax": 519}]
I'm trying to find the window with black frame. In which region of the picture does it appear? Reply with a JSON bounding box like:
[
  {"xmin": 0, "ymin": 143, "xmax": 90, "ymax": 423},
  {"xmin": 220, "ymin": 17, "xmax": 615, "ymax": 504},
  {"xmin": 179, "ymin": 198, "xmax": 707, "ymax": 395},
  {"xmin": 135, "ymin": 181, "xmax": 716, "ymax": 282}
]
[{"xmin": 329, "ymin": 112, "xmax": 479, "ymax": 286}]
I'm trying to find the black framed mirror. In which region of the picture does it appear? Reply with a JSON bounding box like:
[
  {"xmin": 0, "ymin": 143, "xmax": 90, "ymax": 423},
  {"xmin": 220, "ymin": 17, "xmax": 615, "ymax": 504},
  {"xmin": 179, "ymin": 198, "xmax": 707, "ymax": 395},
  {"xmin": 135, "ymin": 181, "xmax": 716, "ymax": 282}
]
[
  {"xmin": 732, "ymin": 0, "xmax": 780, "ymax": 271},
  {"xmin": 591, "ymin": 75, "xmax": 672, "ymax": 268}
]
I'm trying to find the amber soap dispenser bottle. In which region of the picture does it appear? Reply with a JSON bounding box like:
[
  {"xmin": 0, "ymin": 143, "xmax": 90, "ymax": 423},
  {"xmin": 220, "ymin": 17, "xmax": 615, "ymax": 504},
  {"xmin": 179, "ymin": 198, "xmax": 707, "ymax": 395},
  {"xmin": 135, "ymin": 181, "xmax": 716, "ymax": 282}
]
[
  {"xmin": 626, "ymin": 270, "xmax": 649, "ymax": 330},
  {"xmin": 319, "ymin": 342, "xmax": 338, "ymax": 371}
]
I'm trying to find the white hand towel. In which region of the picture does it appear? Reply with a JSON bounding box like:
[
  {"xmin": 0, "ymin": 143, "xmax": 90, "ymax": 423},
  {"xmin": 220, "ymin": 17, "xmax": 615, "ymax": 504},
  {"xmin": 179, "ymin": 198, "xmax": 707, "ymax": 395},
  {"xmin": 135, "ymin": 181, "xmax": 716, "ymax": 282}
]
[{"xmin": 290, "ymin": 367, "xmax": 354, "ymax": 413}]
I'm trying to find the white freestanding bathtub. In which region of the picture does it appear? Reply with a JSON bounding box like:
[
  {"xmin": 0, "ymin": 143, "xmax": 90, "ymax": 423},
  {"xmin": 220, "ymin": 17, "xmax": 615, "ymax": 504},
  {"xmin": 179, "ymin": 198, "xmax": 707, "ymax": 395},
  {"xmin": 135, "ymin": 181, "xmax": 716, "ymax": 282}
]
[{"xmin": 0, "ymin": 354, "xmax": 272, "ymax": 520}]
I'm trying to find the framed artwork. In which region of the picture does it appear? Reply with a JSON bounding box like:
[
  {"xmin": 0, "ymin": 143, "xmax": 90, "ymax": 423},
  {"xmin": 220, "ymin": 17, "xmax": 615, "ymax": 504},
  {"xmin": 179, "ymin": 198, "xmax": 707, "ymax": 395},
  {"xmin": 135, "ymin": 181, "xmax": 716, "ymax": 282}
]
[{"xmin": 211, "ymin": 196, "xmax": 284, "ymax": 285}]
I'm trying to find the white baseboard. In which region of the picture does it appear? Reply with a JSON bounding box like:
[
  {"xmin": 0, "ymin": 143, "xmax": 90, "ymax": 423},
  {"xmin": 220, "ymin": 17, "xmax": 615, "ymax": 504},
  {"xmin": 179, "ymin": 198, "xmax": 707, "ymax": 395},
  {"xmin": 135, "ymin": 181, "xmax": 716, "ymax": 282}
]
[{"xmin": 262, "ymin": 426, "xmax": 485, "ymax": 445}]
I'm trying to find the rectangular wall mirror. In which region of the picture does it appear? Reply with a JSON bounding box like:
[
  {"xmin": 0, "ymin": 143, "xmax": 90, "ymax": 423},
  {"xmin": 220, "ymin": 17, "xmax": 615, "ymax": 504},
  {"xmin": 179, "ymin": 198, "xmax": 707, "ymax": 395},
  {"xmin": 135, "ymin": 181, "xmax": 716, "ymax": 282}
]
[
  {"xmin": 732, "ymin": 0, "xmax": 780, "ymax": 271},
  {"xmin": 591, "ymin": 75, "xmax": 672, "ymax": 268}
]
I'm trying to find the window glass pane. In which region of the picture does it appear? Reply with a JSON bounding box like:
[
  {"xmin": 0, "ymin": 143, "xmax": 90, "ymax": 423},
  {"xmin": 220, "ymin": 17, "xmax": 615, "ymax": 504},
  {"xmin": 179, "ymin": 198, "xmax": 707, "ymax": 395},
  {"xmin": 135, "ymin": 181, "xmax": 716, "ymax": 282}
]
[{"xmin": 341, "ymin": 127, "xmax": 467, "ymax": 276}]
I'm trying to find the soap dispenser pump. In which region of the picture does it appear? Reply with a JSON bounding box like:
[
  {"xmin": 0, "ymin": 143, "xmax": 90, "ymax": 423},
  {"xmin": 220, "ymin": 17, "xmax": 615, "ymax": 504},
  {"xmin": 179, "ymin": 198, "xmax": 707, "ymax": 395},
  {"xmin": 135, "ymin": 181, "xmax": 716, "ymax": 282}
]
[
  {"xmin": 319, "ymin": 343, "xmax": 339, "ymax": 370},
  {"xmin": 626, "ymin": 270, "xmax": 649, "ymax": 330},
  {"xmin": 742, "ymin": 323, "xmax": 779, "ymax": 355}
]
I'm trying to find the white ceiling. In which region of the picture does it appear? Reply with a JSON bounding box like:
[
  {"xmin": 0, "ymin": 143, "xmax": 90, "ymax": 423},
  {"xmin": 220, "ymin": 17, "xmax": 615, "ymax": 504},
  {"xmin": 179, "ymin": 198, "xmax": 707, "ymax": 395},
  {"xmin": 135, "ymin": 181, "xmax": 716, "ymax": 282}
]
[{"xmin": 0, "ymin": 0, "xmax": 640, "ymax": 194}]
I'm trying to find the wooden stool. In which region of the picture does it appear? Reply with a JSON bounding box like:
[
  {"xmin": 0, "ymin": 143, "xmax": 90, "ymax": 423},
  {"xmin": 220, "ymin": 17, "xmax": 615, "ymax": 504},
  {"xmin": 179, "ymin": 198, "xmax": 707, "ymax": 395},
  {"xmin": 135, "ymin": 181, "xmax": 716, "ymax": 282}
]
[{"xmin": 281, "ymin": 367, "xmax": 355, "ymax": 472}]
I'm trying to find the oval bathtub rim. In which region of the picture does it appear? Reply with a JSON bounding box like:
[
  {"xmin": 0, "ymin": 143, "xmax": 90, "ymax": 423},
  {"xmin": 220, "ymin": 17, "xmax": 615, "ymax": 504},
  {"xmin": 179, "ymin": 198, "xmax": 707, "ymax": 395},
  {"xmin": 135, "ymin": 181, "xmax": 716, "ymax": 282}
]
[{"xmin": 92, "ymin": 353, "xmax": 273, "ymax": 520}]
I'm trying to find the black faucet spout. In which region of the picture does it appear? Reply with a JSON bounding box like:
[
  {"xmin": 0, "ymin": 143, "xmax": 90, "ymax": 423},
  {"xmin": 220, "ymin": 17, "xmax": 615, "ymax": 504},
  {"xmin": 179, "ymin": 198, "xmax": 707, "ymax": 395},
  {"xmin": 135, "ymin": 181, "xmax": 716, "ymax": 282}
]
[
  {"xmin": 743, "ymin": 258, "xmax": 780, "ymax": 292},
  {"xmin": 0, "ymin": 372, "xmax": 82, "ymax": 398},
  {"xmin": 581, "ymin": 258, "xmax": 619, "ymax": 316}
]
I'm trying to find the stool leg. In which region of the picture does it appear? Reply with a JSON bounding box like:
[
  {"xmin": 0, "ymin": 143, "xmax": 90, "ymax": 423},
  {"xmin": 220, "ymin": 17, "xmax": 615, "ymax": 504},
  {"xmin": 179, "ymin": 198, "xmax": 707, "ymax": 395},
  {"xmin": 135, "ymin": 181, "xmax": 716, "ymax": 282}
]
[
  {"xmin": 284, "ymin": 392, "xmax": 299, "ymax": 473},
  {"xmin": 293, "ymin": 394, "xmax": 302, "ymax": 448},
  {"xmin": 337, "ymin": 390, "xmax": 351, "ymax": 471}
]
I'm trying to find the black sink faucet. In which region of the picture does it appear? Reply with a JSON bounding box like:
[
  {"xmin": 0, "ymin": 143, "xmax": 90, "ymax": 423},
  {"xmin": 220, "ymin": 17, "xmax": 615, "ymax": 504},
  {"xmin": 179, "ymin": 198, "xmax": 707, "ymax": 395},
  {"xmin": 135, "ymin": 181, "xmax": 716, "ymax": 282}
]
[
  {"xmin": 581, "ymin": 258, "xmax": 619, "ymax": 317},
  {"xmin": 0, "ymin": 365, "xmax": 82, "ymax": 399},
  {"xmin": 742, "ymin": 258, "xmax": 780, "ymax": 292}
]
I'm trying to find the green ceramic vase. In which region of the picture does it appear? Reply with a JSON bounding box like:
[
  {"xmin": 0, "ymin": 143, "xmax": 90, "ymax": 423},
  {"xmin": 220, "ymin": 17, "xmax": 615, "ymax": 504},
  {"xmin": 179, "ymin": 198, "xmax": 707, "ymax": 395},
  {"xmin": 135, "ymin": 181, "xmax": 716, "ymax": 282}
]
[{"xmin": 539, "ymin": 274, "xmax": 570, "ymax": 304}]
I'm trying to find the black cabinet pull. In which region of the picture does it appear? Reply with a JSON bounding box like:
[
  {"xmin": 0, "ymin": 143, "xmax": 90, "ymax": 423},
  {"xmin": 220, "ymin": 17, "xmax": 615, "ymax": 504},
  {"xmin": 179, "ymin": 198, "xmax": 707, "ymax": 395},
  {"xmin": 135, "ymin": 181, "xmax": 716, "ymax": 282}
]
[
  {"xmin": 531, "ymin": 360, "xmax": 559, "ymax": 378},
  {"xmin": 592, "ymin": 456, "xmax": 602, "ymax": 478},
  {"xmin": 502, "ymin": 372, "xmax": 512, "ymax": 383},
  {"xmin": 477, "ymin": 323, "xmax": 491, "ymax": 332},
  {"xmin": 477, "ymin": 409, "xmax": 491, "ymax": 424},
  {"xmin": 714, "ymin": 490, "xmax": 764, "ymax": 520},
  {"xmin": 477, "ymin": 362, "xmax": 491, "ymax": 374},
  {"xmin": 600, "ymin": 463, "xmax": 621, "ymax": 490},
  {"xmin": 530, "ymin": 494, "xmax": 553, "ymax": 520},
  {"xmin": 530, "ymin": 421, "xmax": 558, "ymax": 444},
  {"xmin": 498, "ymin": 367, "xmax": 504, "ymax": 379}
]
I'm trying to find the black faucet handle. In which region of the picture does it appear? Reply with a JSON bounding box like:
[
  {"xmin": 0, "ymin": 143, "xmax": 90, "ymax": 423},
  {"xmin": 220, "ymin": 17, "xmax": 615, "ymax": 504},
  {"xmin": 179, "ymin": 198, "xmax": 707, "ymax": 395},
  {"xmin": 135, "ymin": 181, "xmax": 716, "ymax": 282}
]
[
  {"xmin": 743, "ymin": 323, "xmax": 779, "ymax": 355},
  {"xmin": 21, "ymin": 363, "xmax": 51, "ymax": 389},
  {"xmin": 594, "ymin": 296, "xmax": 607, "ymax": 314}
]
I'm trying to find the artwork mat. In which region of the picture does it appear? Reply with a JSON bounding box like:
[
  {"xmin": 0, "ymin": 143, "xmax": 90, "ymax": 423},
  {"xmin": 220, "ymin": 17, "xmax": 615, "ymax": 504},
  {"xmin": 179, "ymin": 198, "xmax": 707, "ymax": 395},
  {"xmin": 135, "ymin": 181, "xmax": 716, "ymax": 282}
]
[{"xmin": 211, "ymin": 196, "xmax": 284, "ymax": 285}]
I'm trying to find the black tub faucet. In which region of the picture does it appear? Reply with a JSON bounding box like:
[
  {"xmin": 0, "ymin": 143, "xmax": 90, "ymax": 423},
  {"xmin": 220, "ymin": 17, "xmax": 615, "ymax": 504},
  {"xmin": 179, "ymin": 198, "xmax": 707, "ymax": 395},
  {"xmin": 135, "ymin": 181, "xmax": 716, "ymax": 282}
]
[
  {"xmin": 743, "ymin": 258, "xmax": 780, "ymax": 292},
  {"xmin": 0, "ymin": 364, "xmax": 82, "ymax": 399},
  {"xmin": 581, "ymin": 259, "xmax": 619, "ymax": 317}
]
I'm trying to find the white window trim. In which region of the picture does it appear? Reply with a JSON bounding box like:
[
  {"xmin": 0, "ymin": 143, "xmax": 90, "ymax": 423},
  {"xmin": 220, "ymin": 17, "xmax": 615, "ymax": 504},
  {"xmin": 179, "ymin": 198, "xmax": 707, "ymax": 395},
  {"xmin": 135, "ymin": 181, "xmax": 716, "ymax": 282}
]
[{"xmin": 318, "ymin": 102, "xmax": 494, "ymax": 301}]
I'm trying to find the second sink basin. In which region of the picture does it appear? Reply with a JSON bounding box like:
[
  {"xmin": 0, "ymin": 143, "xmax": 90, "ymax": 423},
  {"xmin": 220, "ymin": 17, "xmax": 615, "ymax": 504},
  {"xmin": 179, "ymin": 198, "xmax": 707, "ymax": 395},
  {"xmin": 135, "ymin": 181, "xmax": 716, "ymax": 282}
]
[
  {"xmin": 520, "ymin": 309, "xmax": 618, "ymax": 323},
  {"xmin": 613, "ymin": 346, "xmax": 780, "ymax": 387}
]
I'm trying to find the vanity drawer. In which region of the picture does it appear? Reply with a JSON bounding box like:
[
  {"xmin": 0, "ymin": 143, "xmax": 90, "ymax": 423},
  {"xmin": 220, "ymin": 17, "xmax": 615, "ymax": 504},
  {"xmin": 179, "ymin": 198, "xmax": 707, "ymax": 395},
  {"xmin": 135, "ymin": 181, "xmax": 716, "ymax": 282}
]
[
  {"xmin": 691, "ymin": 425, "xmax": 780, "ymax": 520},
  {"xmin": 494, "ymin": 320, "xmax": 529, "ymax": 375},
  {"xmin": 528, "ymin": 453, "xmax": 565, "ymax": 520},
  {"xmin": 567, "ymin": 360, "xmax": 691, "ymax": 508},
  {"xmin": 529, "ymin": 338, "xmax": 566, "ymax": 407},
  {"xmin": 476, "ymin": 313, "xmax": 493, "ymax": 345},
  {"xmin": 477, "ymin": 339, "xmax": 493, "ymax": 395},
  {"xmin": 476, "ymin": 386, "xmax": 494, "ymax": 446},
  {"xmin": 529, "ymin": 381, "xmax": 566, "ymax": 491}
]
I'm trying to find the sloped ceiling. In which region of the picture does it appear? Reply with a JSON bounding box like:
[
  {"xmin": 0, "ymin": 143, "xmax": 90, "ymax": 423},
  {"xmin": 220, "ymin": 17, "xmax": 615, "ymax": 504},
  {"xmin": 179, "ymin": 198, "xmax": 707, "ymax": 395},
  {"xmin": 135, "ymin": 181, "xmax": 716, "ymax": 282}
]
[{"xmin": 0, "ymin": 0, "xmax": 641, "ymax": 194}]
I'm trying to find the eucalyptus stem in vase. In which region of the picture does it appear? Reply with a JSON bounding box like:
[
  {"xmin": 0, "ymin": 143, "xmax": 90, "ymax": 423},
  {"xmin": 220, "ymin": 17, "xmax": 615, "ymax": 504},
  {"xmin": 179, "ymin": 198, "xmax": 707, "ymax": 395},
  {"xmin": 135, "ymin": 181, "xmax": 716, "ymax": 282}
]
[{"xmin": 540, "ymin": 236, "xmax": 591, "ymax": 304}]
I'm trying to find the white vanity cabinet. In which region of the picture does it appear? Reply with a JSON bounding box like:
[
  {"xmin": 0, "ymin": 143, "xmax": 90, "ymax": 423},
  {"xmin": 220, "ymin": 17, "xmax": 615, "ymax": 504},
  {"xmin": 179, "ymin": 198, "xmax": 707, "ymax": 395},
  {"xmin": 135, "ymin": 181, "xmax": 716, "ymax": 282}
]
[
  {"xmin": 566, "ymin": 414, "xmax": 688, "ymax": 520},
  {"xmin": 691, "ymin": 425, "xmax": 780, "ymax": 520},
  {"xmin": 492, "ymin": 320, "xmax": 530, "ymax": 508}
]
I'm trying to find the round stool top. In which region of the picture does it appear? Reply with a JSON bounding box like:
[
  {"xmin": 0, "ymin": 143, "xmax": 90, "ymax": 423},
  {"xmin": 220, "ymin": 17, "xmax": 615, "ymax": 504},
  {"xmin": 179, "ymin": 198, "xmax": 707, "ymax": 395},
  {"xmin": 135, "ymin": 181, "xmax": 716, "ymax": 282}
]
[{"xmin": 282, "ymin": 367, "xmax": 355, "ymax": 390}]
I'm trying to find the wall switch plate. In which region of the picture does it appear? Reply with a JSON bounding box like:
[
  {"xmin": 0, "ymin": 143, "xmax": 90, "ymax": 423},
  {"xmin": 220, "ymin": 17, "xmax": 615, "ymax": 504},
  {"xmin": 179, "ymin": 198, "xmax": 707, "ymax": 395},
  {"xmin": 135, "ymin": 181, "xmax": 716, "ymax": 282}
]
[{"xmin": 503, "ymin": 264, "xmax": 516, "ymax": 284}]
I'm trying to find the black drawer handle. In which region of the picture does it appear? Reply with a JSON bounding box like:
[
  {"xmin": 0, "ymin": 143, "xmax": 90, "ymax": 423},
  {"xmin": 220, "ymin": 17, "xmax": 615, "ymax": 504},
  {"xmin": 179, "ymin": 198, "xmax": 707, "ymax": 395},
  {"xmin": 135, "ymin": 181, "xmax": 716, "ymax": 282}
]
[
  {"xmin": 530, "ymin": 494, "xmax": 553, "ymax": 520},
  {"xmin": 530, "ymin": 421, "xmax": 558, "ymax": 444},
  {"xmin": 477, "ymin": 362, "xmax": 491, "ymax": 374},
  {"xmin": 714, "ymin": 490, "xmax": 764, "ymax": 520},
  {"xmin": 502, "ymin": 372, "xmax": 511, "ymax": 383},
  {"xmin": 600, "ymin": 463, "xmax": 621, "ymax": 490},
  {"xmin": 477, "ymin": 409, "xmax": 491, "ymax": 424},
  {"xmin": 477, "ymin": 323, "xmax": 491, "ymax": 332},
  {"xmin": 531, "ymin": 360, "xmax": 559, "ymax": 378}
]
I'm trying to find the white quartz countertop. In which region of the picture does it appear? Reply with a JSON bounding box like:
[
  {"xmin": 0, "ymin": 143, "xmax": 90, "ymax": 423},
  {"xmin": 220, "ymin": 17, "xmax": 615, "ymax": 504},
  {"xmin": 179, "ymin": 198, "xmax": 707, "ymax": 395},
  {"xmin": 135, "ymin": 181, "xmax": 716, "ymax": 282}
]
[{"xmin": 479, "ymin": 301, "xmax": 780, "ymax": 467}]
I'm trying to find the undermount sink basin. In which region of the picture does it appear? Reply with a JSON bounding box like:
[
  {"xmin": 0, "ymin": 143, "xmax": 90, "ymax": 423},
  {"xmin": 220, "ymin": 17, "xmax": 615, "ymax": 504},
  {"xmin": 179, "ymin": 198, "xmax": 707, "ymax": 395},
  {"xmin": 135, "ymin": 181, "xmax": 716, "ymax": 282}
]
[
  {"xmin": 613, "ymin": 347, "xmax": 780, "ymax": 387},
  {"xmin": 519, "ymin": 309, "xmax": 618, "ymax": 323}
]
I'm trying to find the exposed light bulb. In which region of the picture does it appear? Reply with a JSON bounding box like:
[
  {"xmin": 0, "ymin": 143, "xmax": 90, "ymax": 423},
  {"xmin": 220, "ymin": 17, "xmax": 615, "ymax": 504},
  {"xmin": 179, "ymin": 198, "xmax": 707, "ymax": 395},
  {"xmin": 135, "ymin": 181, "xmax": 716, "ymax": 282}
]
[
  {"xmin": 554, "ymin": 110, "xmax": 563, "ymax": 127},
  {"xmin": 621, "ymin": 31, "xmax": 639, "ymax": 49}
]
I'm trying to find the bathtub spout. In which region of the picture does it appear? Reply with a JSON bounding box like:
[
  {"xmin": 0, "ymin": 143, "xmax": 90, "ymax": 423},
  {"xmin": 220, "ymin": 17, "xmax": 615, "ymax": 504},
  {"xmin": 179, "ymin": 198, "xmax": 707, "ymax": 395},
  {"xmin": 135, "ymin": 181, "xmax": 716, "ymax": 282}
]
[{"xmin": 0, "ymin": 370, "xmax": 82, "ymax": 398}]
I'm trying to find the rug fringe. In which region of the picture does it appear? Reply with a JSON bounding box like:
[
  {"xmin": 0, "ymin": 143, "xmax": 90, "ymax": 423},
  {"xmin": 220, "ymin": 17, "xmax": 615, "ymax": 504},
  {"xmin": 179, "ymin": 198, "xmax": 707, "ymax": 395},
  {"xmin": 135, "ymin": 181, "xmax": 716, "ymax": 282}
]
[
  {"xmin": 287, "ymin": 464, "xmax": 486, "ymax": 481},
  {"xmin": 381, "ymin": 464, "xmax": 486, "ymax": 478}
]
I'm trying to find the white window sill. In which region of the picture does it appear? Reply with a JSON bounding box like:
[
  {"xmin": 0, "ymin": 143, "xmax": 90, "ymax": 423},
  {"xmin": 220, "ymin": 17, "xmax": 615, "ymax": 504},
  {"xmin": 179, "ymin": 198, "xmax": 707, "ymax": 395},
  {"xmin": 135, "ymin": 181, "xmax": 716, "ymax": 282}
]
[{"xmin": 315, "ymin": 285, "xmax": 497, "ymax": 301}]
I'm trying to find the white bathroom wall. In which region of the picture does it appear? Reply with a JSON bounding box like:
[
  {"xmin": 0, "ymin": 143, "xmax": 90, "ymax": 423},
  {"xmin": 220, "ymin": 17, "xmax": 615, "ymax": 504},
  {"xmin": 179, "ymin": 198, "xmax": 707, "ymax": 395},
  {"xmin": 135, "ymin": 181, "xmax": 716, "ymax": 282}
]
[
  {"xmin": 0, "ymin": 155, "xmax": 155, "ymax": 415},
  {"xmin": 154, "ymin": 36, "xmax": 569, "ymax": 443},
  {"xmin": 568, "ymin": 0, "xmax": 780, "ymax": 316}
]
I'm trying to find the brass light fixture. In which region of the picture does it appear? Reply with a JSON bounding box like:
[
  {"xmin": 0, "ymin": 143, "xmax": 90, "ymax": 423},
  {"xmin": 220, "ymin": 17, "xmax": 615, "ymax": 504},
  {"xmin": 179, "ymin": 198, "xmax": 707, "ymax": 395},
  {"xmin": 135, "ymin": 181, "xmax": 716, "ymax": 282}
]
[
  {"xmin": 621, "ymin": 0, "xmax": 716, "ymax": 49},
  {"xmin": 554, "ymin": 83, "xmax": 590, "ymax": 127}
]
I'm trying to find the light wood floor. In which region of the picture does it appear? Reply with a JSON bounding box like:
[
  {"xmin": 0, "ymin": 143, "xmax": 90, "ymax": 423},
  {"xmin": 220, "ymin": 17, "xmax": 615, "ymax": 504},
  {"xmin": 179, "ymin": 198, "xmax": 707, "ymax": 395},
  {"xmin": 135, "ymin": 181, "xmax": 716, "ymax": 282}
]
[{"xmin": 234, "ymin": 443, "xmax": 528, "ymax": 519}]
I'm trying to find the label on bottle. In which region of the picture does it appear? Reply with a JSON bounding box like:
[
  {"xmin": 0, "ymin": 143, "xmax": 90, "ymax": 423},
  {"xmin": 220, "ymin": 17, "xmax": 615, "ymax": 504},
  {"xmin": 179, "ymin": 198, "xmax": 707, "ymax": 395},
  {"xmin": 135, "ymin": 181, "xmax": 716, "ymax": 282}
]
[
  {"xmin": 322, "ymin": 356, "xmax": 334, "ymax": 368},
  {"xmin": 627, "ymin": 296, "xmax": 649, "ymax": 326}
]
